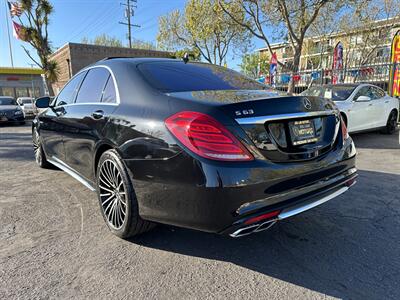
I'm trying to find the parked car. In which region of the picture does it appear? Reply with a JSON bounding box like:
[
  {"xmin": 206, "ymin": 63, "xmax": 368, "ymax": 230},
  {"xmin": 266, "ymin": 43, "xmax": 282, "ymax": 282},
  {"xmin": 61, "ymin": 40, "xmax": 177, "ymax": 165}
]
[
  {"xmin": 17, "ymin": 97, "xmax": 36, "ymax": 117},
  {"xmin": 33, "ymin": 58, "xmax": 357, "ymax": 239},
  {"xmin": 0, "ymin": 96, "xmax": 25, "ymax": 125},
  {"xmin": 301, "ymin": 84, "xmax": 399, "ymax": 134}
]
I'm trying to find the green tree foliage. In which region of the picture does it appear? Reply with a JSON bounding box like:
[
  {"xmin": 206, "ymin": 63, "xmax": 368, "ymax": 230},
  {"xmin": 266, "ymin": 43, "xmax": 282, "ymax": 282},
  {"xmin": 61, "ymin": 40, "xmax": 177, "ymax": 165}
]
[
  {"xmin": 18, "ymin": 0, "xmax": 58, "ymax": 94},
  {"xmin": 239, "ymin": 53, "xmax": 270, "ymax": 79},
  {"xmin": 157, "ymin": 0, "xmax": 251, "ymax": 65},
  {"xmin": 82, "ymin": 35, "xmax": 157, "ymax": 50},
  {"xmin": 81, "ymin": 34, "xmax": 123, "ymax": 47}
]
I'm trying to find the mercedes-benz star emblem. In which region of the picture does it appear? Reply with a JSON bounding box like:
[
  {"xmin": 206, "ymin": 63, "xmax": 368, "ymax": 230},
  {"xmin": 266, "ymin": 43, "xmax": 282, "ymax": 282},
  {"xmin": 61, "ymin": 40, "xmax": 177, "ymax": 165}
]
[{"xmin": 303, "ymin": 98, "xmax": 312, "ymax": 110}]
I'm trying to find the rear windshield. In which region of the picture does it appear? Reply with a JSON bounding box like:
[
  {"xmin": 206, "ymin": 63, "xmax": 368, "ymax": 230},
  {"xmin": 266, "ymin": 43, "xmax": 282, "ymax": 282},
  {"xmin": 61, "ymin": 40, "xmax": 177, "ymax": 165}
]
[
  {"xmin": 21, "ymin": 99, "xmax": 33, "ymax": 104},
  {"xmin": 301, "ymin": 86, "xmax": 356, "ymax": 101},
  {"xmin": 137, "ymin": 61, "xmax": 266, "ymax": 93},
  {"xmin": 0, "ymin": 98, "xmax": 17, "ymax": 105}
]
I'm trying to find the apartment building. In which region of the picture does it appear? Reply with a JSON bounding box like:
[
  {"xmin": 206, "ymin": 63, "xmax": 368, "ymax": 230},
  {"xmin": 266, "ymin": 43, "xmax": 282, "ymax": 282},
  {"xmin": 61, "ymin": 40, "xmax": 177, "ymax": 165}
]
[{"xmin": 257, "ymin": 17, "xmax": 400, "ymax": 72}]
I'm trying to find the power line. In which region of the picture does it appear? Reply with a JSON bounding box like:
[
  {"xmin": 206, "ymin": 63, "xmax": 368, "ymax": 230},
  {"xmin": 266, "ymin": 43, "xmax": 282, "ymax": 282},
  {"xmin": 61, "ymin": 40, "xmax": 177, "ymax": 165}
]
[{"xmin": 119, "ymin": 0, "xmax": 140, "ymax": 48}]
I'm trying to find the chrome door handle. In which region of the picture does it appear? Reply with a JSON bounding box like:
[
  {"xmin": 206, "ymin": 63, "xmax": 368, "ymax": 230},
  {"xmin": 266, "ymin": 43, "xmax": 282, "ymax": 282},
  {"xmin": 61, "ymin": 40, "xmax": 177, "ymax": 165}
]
[{"xmin": 92, "ymin": 110, "xmax": 104, "ymax": 119}]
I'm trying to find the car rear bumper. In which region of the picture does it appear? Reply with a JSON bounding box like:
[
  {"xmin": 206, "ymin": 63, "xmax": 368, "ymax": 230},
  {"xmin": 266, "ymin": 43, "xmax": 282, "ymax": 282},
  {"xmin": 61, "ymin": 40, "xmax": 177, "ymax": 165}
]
[
  {"xmin": 123, "ymin": 137, "xmax": 357, "ymax": 234},
  {"xmin": 222, "ymin": 168, "xmax": 357, "ymax": 237}
]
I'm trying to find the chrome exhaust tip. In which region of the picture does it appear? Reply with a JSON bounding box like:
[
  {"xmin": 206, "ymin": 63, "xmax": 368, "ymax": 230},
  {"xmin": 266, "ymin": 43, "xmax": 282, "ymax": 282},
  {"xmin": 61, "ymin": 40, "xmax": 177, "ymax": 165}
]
[{"xmin": 229, "ymin": 219, "xmax": 277, "ymax": 238}]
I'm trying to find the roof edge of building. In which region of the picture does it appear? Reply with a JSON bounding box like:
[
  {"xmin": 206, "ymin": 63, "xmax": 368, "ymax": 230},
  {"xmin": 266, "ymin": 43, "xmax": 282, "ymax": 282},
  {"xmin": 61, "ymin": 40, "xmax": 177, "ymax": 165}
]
[{"xmin": 0, "ymin": 67, "xmax": 44, "ymax": 75}]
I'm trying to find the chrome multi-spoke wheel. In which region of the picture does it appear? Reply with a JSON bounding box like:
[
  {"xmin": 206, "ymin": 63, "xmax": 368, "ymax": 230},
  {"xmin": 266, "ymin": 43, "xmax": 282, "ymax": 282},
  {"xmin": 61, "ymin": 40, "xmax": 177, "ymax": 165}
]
[
  {"xmin": 97, "ymin": 149, "xmax": 155, "ymax": 238},
  {"xmin": 98, "ymin": 159, "xmax": 127, "ymax": 230},
  {"xmin": 32, "ymin": 127, "xmax": 50, "ymax": 168},
  {"xmin": 32, "ymin": 128, "xmax": 42, "ymax": 165}
]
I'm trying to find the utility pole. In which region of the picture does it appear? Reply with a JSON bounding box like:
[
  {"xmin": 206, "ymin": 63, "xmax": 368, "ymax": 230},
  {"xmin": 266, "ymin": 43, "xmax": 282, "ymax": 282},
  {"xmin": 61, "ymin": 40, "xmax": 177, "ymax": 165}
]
[
  {"xmin": 5, "ymin": 0, "xmax": 14, "ymax": 67},
  {"xmin": 119, "ymin": 0, "xmax": 140, "ymax": 48}
]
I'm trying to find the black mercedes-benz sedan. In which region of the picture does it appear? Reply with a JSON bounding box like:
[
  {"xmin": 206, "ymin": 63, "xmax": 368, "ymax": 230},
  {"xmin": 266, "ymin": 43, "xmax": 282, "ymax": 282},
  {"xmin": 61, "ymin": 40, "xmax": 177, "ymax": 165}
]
[
  {"xmin": 0, "ymin": 96, "xmax": 25, "ymax": 124},
  {"xmin": 33, "ymin": 58, "xmax": 357, "ymax": 238}
]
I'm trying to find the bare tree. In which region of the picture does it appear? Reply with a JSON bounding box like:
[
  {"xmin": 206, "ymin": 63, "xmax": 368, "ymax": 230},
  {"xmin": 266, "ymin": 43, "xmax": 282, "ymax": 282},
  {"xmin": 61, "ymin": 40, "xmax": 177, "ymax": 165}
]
[{"xmin": 219, "ymin": 0, "xmax": 347, "ymax": 93}]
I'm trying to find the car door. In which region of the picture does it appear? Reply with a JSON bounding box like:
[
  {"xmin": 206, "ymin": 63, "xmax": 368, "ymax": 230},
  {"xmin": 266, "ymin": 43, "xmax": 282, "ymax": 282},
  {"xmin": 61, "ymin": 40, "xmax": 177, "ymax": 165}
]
[
  {"xmin": 62, "ymin": 67, "xmax": 118, "ymax": 182},
  {"xmin": 39, "ymin": 72, "xmax": 86, "ymax": 162},
  {"xmin": 370, "ymin": 86, "xmax": 388, "ymax": 127},
  {"xmin": 348, "ymin": 86, "xmax": 375, "ymax": 132}
]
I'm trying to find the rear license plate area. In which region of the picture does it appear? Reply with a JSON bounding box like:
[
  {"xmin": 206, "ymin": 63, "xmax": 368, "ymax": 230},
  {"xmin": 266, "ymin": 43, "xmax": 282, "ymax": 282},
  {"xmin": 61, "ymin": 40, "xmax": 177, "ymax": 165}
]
[{"xmin": 289, "ymin": 119, "xmax": 318, "ymax": 146}]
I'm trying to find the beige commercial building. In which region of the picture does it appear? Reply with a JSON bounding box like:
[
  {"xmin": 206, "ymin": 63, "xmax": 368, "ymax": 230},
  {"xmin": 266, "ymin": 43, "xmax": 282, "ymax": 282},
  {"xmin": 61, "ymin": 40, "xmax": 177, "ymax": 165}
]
[
  {"xmin": 0, "ymin": 67, "xmax": 46, "ymax": 98},
  {"xmin": 50, "ymin": 43, "xmax": 172, "ymax": 93}
]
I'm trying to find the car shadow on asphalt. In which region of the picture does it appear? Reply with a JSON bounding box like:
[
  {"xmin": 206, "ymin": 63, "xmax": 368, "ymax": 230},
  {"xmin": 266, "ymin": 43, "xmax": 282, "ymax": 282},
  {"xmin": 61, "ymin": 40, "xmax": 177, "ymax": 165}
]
[
  {"xmin": 130, "ymin": 170, "xmax": 400, "ymax": 299},
  {"xmin": 351, "ymin": 129, "xmax": 399, "ymax": 150}
]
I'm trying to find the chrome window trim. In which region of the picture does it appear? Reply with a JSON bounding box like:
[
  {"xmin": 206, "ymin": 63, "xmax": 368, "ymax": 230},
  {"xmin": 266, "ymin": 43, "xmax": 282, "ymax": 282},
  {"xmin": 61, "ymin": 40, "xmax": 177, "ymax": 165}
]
[
  {"xmin": 53, "ymin": 65, "xmax": 121, "ymax": 107},
  {"xmin": 235, "ymin": 110, "xmax": 337, "ymax": 125}
]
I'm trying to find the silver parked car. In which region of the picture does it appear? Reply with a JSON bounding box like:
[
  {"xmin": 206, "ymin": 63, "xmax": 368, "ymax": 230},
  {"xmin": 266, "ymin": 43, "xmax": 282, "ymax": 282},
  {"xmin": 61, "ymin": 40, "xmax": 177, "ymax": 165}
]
[{"xmin": 17, "ymin": 97, "xmax": 37, "ymax": 117}]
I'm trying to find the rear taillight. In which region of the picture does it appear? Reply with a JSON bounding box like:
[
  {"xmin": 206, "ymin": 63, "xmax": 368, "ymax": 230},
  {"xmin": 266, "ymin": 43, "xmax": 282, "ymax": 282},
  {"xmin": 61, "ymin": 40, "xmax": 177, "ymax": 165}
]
[
  {"xmin": 165, "ymin": 111, "xmax": 253, "ymax": 161},
  {"xmin": 341, "ymin": 116, "xmax": 349, "ymax": 141}
]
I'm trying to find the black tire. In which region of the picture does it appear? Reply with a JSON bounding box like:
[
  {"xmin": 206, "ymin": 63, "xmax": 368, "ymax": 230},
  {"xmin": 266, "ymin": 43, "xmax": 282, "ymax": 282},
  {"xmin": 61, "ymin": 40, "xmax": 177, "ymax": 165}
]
[
  {"xmin": 32, "ymin": 127, "xmax": 51, "ymax": 168},
  {"xmin": 96, "ymin": 149, "xmax": 154, "ymax": 238},
  {"xmin": 382, "ymin": 110, "xmax": 398, "ymax": 134}
]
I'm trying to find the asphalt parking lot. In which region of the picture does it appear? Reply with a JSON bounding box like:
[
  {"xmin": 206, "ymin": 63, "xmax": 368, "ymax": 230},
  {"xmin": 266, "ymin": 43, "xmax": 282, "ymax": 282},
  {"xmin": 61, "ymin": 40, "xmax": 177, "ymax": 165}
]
[{"xmin": 0, "ymin": 123, "xmax": 399, "ymax": 299}]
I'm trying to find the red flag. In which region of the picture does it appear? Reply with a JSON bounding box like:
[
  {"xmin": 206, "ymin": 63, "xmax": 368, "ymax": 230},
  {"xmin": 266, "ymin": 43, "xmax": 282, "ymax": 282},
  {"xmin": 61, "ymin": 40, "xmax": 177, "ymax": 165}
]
[
  {"xmin": 332, "ymin": 42, "xmax": 343, "ymax": 84},
  {"xmin": 12, "ymin": 21, "xmax": 26, "ymax": 41}
]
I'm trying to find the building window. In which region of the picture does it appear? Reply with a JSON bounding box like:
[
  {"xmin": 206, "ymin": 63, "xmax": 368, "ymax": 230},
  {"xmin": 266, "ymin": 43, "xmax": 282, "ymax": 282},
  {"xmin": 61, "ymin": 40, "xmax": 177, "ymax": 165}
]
[
  {"xmin": 16, "ymin": 87, "xmax": 29, "ymax": 98},
  {"xmin": 0, "ymin": 87, "xmax": 15, "ymax": 97}
]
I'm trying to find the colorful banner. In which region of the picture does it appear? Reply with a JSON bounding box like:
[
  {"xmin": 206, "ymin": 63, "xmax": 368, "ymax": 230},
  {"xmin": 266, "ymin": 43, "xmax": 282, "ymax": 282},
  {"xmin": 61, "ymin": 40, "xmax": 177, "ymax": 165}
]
[
  {"xmin": 389, "ymin": 30, "xmax": 400, "ymax": 97},
  {"xmin": 269, "ymin": 52, "xmax": 277, "ymax": 86},
  {"xmin": 332, "ymin": 42, "xmax": 343, "ymax": 84}
]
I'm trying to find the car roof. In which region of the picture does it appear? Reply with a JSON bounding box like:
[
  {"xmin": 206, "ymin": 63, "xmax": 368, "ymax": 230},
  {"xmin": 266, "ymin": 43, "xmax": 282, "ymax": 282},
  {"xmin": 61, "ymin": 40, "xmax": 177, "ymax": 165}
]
[{"xmin": 90, "ymin": 57, "xmax": 206, "ymax": 70}]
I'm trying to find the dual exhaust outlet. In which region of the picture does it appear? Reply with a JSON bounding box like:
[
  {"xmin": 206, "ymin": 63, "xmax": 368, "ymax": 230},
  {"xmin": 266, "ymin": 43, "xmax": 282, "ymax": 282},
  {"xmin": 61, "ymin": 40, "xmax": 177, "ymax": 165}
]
[
  {"xmin": 230, "ymin": 219, "xmax": 278, "ymax": 238},
  {"xmin": 229, "ymin": 185, "xmax": 352, "ymax": 238}
]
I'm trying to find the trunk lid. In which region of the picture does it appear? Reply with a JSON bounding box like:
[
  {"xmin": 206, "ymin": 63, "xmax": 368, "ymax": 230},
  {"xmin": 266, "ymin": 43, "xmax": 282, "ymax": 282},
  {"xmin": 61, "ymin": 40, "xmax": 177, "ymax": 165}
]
[{"xmin": 169, "ymin": 90, "xmax": 340, "ymax": 162}]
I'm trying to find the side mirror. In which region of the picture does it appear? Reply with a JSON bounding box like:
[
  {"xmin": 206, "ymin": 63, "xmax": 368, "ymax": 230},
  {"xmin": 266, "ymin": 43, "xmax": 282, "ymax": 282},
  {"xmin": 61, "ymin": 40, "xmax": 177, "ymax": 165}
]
[
  {"xmin": 356, "ymin": 95, "xmax": 371, "ymax": 102},
  {"xmin": 35, "ymin": 96, "xmax": 51, "ymax": 108}
]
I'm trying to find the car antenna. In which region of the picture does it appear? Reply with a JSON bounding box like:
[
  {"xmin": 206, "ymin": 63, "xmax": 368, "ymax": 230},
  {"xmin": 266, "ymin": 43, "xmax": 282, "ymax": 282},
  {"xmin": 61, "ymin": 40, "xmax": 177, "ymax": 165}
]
[{"xmin": 182, "ymin": 52, "xmax": 189, "ymax": 64}]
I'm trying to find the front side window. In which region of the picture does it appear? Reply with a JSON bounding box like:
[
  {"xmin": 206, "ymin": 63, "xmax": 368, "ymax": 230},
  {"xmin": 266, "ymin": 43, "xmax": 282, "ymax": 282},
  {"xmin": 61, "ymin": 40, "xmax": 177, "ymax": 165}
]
[
  {"xmin": 55, "ymin": 72, "xmax": 86, "ymax": 106},
  {"xmin": 75, "ymin": 68, "xmax": 110, "ymax": 104},
  {"xmin": 354, "ymin": 86, "xmax": 374, "ymax": 100}
]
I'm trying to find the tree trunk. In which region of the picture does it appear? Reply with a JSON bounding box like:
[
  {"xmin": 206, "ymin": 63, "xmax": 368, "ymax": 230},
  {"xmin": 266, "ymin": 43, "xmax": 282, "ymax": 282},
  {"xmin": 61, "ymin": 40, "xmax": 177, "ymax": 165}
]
[
  {"xmin": 45, "ymin": 77, "xmax": 55, "ymax": 96},
  {"xmin": 288, "ymin": 45, "xmax": 302, "ymax": 94}
]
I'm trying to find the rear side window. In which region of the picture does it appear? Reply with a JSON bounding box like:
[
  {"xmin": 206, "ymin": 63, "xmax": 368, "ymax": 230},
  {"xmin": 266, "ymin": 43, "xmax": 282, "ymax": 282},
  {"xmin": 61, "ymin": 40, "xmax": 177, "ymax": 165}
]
[
  {"xmin": 75, "ymin": 68, "xmax": 110, "ymax": 103},
  {"xmin": 101, "ymin": 75, "xmax": 117, "ymax": 103},
  {"xmin": 138, "ymin": 62, "xmax": 266, "ymax": 93},
  {"xmin": 55, "ymin": 72, "xmax": 86, "ymax": 106}
]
